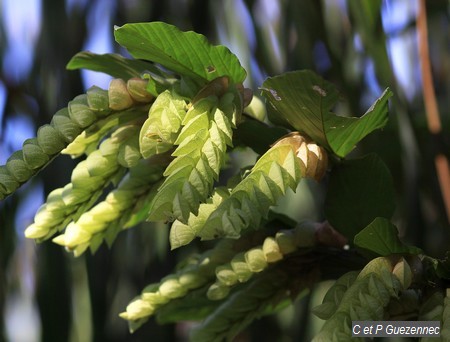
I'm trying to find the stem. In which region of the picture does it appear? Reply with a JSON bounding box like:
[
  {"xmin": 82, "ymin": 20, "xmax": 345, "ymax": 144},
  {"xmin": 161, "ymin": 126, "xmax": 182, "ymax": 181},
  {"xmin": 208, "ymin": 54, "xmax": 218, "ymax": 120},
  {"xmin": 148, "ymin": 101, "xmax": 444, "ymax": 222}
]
[{"xmin": 417, "ymin": 0, "xmax": 450, "ymax": 223}]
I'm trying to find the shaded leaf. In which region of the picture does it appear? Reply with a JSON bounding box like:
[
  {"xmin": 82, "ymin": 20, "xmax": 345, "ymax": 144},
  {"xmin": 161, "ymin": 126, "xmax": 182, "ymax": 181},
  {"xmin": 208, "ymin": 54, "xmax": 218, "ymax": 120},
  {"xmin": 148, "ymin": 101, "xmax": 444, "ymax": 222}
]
[
  {"xmin": 67, "ymin": 51, "xmax": 163, "ymax": 80},
  {"xmin": 234, "ymin": 117, "xmax": 289, "ymax": 155},
  {"xmin": 354, "ymin": 217, "xmax": 422, "ymax": 256},
  {"xmin": 325, "ymin": 153, "xmax": 395, "ymax": 241}
]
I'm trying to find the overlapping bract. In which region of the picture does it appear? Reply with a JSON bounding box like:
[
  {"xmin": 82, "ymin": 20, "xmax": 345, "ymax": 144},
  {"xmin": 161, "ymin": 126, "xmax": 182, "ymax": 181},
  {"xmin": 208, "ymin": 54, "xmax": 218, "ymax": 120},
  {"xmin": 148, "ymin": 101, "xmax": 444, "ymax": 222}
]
[
  {"xmin": 169, "ymin": 132, "xmax": 328, "ymax": 247},
  {"xmin": 52, "ymin": 161, "xmax": 164, "ymax": 256},
  {"xmin": 139, "ymin": 89, "xmax": 187, "ymax": 157},
  {"xmin": 207, "ymin": 221, "xmax": 317, "ymax": 300},
  {"xmin": 190, "ymin": 268, "xmax": 290, "ymax": 341},
  {"xmin": 119, "ymin": 239, "xmax": 237, "ymax": 328},
  {"xmin": 0, "ymin": 77, "xmax": 156, "ymax": 201},
  {"xmin": 147, "ymin": 77, "xmax": 241, "ymax": 224},
  {"xmin": 312, "ymin": 257, "xmax": 410, "ymax": 341},
  {"xmin": 22, "ymin": 77, "xmax": 160, "ymax": 247},
  {"xmin": 24, "ymin": 131, "xmax": 127, "ymax": 242}
]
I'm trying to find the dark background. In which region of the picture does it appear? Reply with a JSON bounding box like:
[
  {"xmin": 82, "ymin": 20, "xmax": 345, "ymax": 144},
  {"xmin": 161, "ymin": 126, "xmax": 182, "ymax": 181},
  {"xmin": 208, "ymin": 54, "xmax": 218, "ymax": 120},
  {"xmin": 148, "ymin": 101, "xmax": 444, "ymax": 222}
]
[{"xmin": 0, "ymin": 0, "xmax": 449, "ymax": 341}]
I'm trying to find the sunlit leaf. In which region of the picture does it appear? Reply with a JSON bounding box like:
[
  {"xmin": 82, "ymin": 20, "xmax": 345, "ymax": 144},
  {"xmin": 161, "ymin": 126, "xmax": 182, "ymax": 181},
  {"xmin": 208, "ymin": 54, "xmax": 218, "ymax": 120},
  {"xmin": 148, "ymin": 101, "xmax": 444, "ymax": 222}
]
[
  {"xmin": 261, "ymin": 70, "xmax": 392, "ymax": 157},
  {"xmin": 114, "ymin": 22, "xmax": 246, "ymax": 87}
]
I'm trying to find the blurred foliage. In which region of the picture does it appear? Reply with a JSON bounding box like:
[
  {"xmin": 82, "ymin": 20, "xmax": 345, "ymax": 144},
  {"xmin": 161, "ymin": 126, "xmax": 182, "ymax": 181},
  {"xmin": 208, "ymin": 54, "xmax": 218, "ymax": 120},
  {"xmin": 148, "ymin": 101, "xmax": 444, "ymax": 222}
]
[{"xmin": 0, "ymin": 0, "xmax": 449, "ymax": 341}]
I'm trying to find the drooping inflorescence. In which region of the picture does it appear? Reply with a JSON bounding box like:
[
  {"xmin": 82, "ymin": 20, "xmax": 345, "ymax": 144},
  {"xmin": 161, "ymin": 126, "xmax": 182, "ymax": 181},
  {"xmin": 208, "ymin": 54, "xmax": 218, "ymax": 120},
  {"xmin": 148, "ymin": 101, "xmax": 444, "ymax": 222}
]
[
  {"xmin": 0, "ymin": 77, "xmax": 157, "ymax": 201},
  {"xmin": 147, "ymin": 77, "xmax": 243, "ymax": 224},
  {"xmin": 206, "ymin": 221, "xmax": 317, "ymax": 300},
  {"xmin": 52, "ymin": 159, "xmax": 165, "ymax": 256},
  {"xmin": 21, "ymin": 77, "xmax": 160, "ymax": 245},
  {"xmin": 119, "ymin": 239, "xmax": 238, "ymax": 328},
  {"xmin": 169, "ymin": 132, "xmax": 328, "ymax": 247}
]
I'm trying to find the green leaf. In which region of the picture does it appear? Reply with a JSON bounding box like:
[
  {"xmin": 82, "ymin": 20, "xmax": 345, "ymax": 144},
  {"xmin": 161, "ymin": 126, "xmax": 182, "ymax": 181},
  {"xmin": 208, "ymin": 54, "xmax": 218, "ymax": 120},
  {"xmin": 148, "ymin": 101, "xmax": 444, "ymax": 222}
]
[
  {"xmin": 324, "ymin": 153, "xmax": 395, "ymax": 241},
  {"xmin": 114, "ymin": 22, "xmax": 246, "ymax": 87},
  {"xmin": 67, "ymin": 51, "xmax": 164, "ymax": 80},
  {"xmin": 354, "ymin": 217, "xmax": 422, "ymax": 256},
  {"xmin": 261, "ymin": 70, "xmax": 392, "ymax": 157}
]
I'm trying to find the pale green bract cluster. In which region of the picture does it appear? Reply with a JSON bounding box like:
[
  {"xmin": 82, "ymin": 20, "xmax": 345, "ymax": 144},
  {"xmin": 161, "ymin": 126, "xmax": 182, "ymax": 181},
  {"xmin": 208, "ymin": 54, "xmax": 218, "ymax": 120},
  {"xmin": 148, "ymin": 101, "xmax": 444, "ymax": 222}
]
[
  {"xmin": 22, "ymin": 76, "xmax": 181, "ymax": 255},
  {"xmin": 0, "ymin": 78, "xmax": 156, "ymax": 202},
  {"xmin": 312, "ymin": 257, "xmax": 411, "ymax": 341},
  {"xmin": 52, "ymin": 161, "xmax": 164, "ymax": 256},
  {"xmin": 207, "ymin": 221, "xmax": 317, "ymax": 300},
  {"xmin": 119, "ymin": 239, "xmax": 237, "ymax": 327},
  {"xmin": 139, "ymin": 89, "xmax": 187, "ymax": 157},
  {"xmin": 147, "ymin": 79, "xmax": 240, "ymax": 224},
  {"xmin": 24, "ymin": 133, "xmax": 125, "ymax": 242},
  {"xmin": 190, "ymin": 268, "xmax": 290, "ymax": 341},
  {"xmin": 119, "ymin": 221, "xmax": 318, "ymax": 331},
  {"xmin": 169, "ymin": 133, "xmax": 329, "ymax": 247}
]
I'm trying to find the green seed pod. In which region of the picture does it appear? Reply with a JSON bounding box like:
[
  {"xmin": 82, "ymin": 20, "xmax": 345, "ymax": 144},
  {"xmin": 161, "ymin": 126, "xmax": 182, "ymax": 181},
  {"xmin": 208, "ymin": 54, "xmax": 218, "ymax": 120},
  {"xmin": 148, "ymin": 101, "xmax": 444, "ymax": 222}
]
[
  {"xmin": 22, "ymin": 138, "xmax": 50, "ymax": 169},
  {"xmin": 68, "ymin": 94, "xmax": 97, "ymax": 128},
  {"xmin": 275, "ymin": 230, "xmax": 297, "ymax": 254},
  {"xmin": 50, "ymin": 108, "xmax": 83, "ymax": 143},
  {"xmin": 230, "ymin": 252, "xmax": 253, "ymax": 282},
  {"xmin": 245, "ymin": 248, "xmax": 268, "ymax": 273},
  {"xmin": 207, "ymin": 281, "xmax": 230, "ymax": 301},
  {"xmin": 108, "ymin": 78, "xmax": 133, "ymax": 110},
  {"xmin": 262, "ymin": 237, "xmax": 283, "ymax": 262},
  {"xmin": 0, "ymin": 165, "xmax": 19, "ymax": 193},
  {"xmin": 6, "ymin": 151, "xmax": 33, "ymax": 182},
  {"xmin": 37, "ymin": 124, "xmax": 66, "ymax": 155},
  {"xmin": 215, "ymin": 264, "xmax": 238, "ymax": 286},
  {"xmin": 86, "ymin": 86, "xmax": 110, "ymax": 112},
  {"xmin": 127, "ymin": 78, "xmax": 153, "ymax": 103}
]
